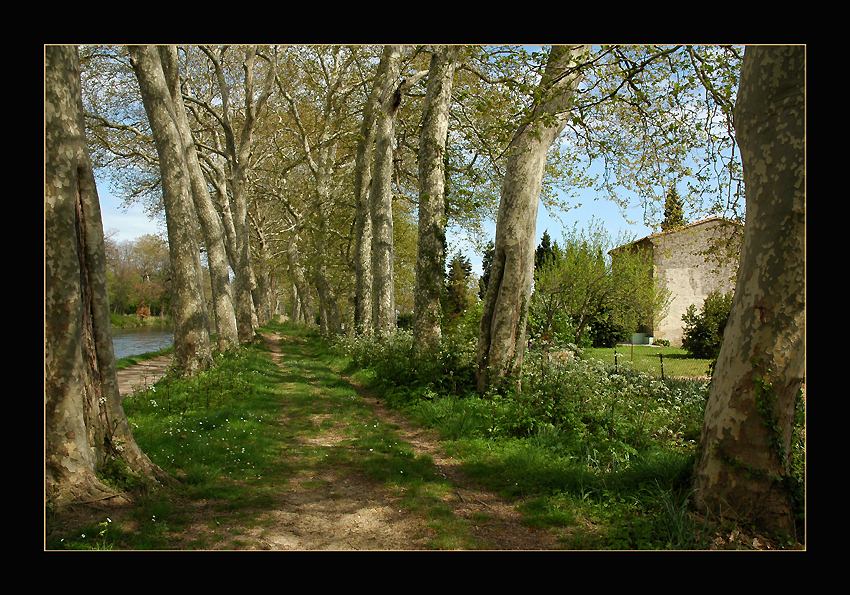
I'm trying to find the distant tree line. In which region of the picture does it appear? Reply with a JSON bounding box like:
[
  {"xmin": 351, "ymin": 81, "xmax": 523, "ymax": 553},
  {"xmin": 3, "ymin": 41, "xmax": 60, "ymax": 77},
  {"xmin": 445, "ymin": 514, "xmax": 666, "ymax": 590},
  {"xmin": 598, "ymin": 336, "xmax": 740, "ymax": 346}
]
[{"xmin": 104, "ymin": 233, "xmax": 172, "ymax": 317}]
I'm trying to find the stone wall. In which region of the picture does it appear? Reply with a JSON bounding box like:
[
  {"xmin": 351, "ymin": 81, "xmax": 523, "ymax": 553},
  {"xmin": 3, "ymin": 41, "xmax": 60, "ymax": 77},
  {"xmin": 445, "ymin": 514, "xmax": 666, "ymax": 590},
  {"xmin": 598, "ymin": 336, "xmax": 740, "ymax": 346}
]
[{"xmin": 650, "ymin": 219, "xmax": 742, "ymax": 346}]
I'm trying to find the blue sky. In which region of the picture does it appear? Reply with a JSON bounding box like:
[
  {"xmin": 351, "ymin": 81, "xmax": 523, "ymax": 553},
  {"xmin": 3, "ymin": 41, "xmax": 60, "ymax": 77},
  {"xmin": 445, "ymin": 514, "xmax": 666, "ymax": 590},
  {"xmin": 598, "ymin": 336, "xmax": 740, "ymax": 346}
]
[
  {"xmin": 99, "ymin": 174, "xmax": 655, "ymax": 279},
  {"xmin": 447, "ymin": 189, "xmax": 654, "ymax": 278}
]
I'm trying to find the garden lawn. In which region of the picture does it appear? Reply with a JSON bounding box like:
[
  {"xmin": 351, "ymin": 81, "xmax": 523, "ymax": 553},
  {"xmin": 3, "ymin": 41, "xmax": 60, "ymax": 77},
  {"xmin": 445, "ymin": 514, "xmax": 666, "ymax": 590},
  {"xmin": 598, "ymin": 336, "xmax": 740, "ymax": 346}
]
[{"xmin": 583, "ymin": 345, "xmax": 712, "ymax": 378}]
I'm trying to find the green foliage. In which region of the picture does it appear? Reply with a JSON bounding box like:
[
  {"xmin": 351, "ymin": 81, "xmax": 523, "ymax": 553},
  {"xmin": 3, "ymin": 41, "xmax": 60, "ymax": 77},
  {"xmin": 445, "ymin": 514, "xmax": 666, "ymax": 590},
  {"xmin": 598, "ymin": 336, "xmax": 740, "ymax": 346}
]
[
  {"xmin": 444, "ymin": 251, "xmax": 474, "ymax": 319},
  {"xmin": 478, "ymin": 241, "xmax": 495, "ymax": 300},
  {"xmin": 98, "ymin": 456, "xmax": 146, "ymax": 493},
  {"xmin": 530, "ymin": 220, "xmax": 670, "ymax": 346},
  {"xmin": 337, "ymin": 302, "xmax": 481, "ymax": 396},
  {"xmin": 534, "ymin": 230, "xmax": 560, "ymax": 272},
  {"xmin": 681, "ymin": 291, "xmax": 734, "ymax": 359},
  {"xmin": 104, "ymin": 234, "xmax": 172, "ymax": 317},
  {"xmin": 337, "ymin": 322, "xmax": 726, "ymax": 547},
  {"xmin": 587, "ymin": 306, "xmax": 629, "ymax": 348},
  {"xmin": 110, "ymin": 313, "xmax": 171, "ymax": 329},
  {"xmin": 661, "ymin": 186, "xmax": 686, "ymax": 231}
]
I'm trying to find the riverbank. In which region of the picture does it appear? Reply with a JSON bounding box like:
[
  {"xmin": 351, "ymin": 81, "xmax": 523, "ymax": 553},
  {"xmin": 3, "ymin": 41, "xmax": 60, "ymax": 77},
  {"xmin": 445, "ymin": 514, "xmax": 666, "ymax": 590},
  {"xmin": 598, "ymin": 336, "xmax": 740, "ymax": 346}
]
[
  {"xmin": 110, "ymin": 313, "xmax": 172, "ymax": 329},
  {"xmin": 114, "ymin": 346, "xmax": 174, "ymax": 371}
]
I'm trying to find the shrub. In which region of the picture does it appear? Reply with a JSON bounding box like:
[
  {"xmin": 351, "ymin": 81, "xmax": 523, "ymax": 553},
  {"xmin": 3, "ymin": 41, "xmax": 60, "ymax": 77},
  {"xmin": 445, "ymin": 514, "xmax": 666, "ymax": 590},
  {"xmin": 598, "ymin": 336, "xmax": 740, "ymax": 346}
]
[
  {"xmin": 654, "ymin": 338, "xmax": 671, "ymax": 347},
  {"xmin": 588, "ymin": 309, "xmax": 629, "ymax": 348},
  {"xmin": 681, "ymin": 291, "xmax": 733, "ymax": 359}
]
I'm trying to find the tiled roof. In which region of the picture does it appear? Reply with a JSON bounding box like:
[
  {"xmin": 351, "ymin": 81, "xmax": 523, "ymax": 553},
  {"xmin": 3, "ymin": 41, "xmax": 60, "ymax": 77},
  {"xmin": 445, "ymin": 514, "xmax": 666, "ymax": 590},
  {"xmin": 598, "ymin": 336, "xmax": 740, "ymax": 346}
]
[{"xmin": 609, "ymin": 216, "xmax": 743, "ymax": 254}]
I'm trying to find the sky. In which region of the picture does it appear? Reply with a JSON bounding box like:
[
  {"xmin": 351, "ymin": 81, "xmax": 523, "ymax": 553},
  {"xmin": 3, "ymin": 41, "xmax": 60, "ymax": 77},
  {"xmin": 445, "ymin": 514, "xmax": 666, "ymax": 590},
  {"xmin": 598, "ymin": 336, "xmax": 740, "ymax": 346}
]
[
  {"xmin": 99, "ymin": 180, "xmax": 167, "ymax": 243},
  {"xmin": 99, "ymin": 173, "xmax": 655, "ymax": 279},
  {"xmin": 447, "ymin": 191, "xmax": 653, "ymax": 278}
]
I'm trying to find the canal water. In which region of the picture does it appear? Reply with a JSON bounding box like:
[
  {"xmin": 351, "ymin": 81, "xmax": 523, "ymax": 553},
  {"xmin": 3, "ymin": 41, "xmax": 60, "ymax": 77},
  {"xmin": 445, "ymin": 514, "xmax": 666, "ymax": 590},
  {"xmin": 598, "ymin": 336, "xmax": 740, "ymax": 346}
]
[{"xmin": 111, "ymin": 326, "xmax": 174, "ymax": 360}]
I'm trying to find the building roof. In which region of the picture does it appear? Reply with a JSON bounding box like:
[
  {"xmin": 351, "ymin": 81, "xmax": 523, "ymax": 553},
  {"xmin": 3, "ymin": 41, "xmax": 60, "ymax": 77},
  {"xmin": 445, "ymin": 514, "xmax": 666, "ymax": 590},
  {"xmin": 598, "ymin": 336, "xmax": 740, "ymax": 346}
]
[{"xmin": 609, "ymin": 216, "xmax": 743, "ymax": 255}]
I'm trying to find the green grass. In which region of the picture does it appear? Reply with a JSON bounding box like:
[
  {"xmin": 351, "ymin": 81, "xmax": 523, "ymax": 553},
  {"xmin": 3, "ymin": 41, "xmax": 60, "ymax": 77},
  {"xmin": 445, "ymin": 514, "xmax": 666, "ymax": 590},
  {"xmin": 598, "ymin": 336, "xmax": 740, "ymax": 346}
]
[
  {"xmin": 47, "ymin": 333, "xmax": 290, "ymax": 550},
  {"xmin": 332, "ymin": 332, "xmax": 724, "ymax": 549},
  {"xmin": 48, "ymin": 321, "xmax": 489, "ymax": 550},
  {"xmin": 46, "ymin": 322, "xmax": 793, "ymax": 551},
  {"xmin": 583, "ymin": 345, "xmax": 712, "ymax": 378}
]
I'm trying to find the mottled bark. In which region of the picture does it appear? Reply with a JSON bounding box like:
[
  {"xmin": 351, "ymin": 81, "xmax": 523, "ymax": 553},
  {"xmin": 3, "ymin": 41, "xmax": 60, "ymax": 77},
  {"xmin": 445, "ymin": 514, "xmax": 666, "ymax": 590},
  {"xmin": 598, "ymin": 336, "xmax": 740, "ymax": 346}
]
[
  {"xmin": 209, "ymin": 158, "xmax": 256, "ymax": 336},
  {"xmin": 352, "ymin": 49, "xmax": 391, "ymax": 335},
  {"xmin": 693, "ymin": 45, "xmax": 805, "ymax": 537},
  {"xmin": 251, "ymin": 220, "xmax": 275, "ymax": 326},
  {"xmin": 198, "ymin": 46, "xmax": 275, "ymax": 343},
  {"xmin": 45, "ymin": 45, "xmax": 164, "ymax": 506},
  {"xmin": 476, "ymin": 45, "xmax": 589, "ymax": 393},
  {"xmin": 129, "ymin": 45, "xmax": 212, "ymax": 375},
  {"xmin": 231, "ymin": 170, "xmax": 259, "ymax": 341},
  {"xmin": 369, "ymin": 45, "xmax": 403, "ymax": 335},
  {"xmin": 291, "ymin": 283, "xmax": 302, "ymax": 323},
  {"xmin": 313, "ymin": 266, "xmax": 342, "ymax": 336},
  {"xmin": 312, "ymin": 168, "xmax": 343, "ymax": 336},
  {"xmin": 413, "ymin": 46, "xmax": 458, "ymax": 353},
  {"xmin": 286, "ymin": 235, "xmax": 315, "ymax": 325},
  {"xmin": 159, "ymin": 45, "xmax": 239, "ymax": 351}
]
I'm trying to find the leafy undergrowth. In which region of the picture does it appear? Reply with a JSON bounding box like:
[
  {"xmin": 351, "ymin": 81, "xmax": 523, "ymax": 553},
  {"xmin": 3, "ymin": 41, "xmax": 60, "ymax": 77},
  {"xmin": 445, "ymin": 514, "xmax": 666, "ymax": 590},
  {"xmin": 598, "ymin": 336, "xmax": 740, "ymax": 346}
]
[
  {"xmin": 334, "ymin": 314, "xmax": 805, "ymax": 550},
  {"xmin": 46, "ymin": 321, "xmax": 803, "ymax": 550}
]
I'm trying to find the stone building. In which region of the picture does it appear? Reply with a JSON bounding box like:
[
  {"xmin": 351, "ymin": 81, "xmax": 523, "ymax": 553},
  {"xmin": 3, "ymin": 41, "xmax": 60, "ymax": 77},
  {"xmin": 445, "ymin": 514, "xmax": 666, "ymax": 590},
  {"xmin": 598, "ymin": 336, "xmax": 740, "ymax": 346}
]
[{"xmin": 610, "ymin": 217, "xmax": 743, "ymax": 346}]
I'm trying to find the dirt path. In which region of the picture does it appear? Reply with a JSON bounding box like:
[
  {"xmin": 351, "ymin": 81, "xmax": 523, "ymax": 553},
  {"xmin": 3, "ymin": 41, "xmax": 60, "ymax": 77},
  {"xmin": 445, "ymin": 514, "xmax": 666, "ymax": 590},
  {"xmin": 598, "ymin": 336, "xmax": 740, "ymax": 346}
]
[
  {"xmin": 167, "ymin": 331, "xmax": 564, "ymax": 550},
  {"xmin": 116, "ymin": 356, "xmax": 171, "ymax": 398}
]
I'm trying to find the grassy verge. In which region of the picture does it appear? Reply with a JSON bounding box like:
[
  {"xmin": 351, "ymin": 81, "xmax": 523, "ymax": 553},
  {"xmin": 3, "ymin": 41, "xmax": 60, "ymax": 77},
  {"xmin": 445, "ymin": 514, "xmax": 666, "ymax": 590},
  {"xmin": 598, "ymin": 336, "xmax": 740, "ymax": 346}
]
[
  {"xmin": 46, "ymin": 322, "xmax": 800, "ymax": 550},
  {"xmin": 47, "ymin": 333, "xmax": 289, "ymax": 550}
]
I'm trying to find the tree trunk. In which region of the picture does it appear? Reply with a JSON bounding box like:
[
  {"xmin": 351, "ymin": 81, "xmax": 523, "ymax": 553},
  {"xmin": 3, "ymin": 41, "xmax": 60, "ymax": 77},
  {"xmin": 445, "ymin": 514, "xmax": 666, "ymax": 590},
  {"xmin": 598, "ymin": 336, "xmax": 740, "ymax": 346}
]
[
  {"xmin": 252, "ymin": 225, "xmax": 275, "ymax": 326},
  {"xmin": 413, "ymin": 46, "xmax": 458, "ymax": 354},
  {"xmin": 291, "ymin": 283, "xmax": 301, "ymax": 323},
  {"xmin": 286, "ymin": 235, "xmax": 315, "ymax": 325},
  {"xmin": 313, "ymin": 266, "xmax": 342, "ymax": 336},
  {"xmin": 353, "ymin": 48, "xmax": 392, "ymax": 335},
  {"xmin": 158, "ymin": 45, "xmax": 239, "ymax": 351},
  {"xmin": 369, "ymin": 45, "xmax": 404, "ymax": 335},
  {"xmin": 210, "ymin": 162, "xmax": 256, "ymax": 339},
  {"xmin": 129, "ymin": 45, "xmax": 213, "ymax": 376},
  {"xmin": 230, "ymin": 171, "xmax": 259, "ymax": 342},
  {"xmin": 45, "ymin": 45, "xmax": 164, "ymax": 506},
  {"xmin": 693, "ymin": 45, "xmax": 805, "ymax": 538},
  {"xmin": 476, "ymin": 45, "xmax": 589, "ymax": 393}
]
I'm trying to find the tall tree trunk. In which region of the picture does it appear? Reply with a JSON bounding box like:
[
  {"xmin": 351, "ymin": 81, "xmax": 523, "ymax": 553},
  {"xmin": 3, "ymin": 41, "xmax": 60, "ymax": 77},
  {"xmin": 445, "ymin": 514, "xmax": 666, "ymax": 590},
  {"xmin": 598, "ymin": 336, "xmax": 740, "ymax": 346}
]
[
  {"xmin": 313, "ymin": 267, "xmax": 342, "ymax": 336},
  {"xmin": 159, "ymin": 45, "xmax": 239, "ymax": 351},
  {"xmin": 251, "ymin": 223, "xmax": 274, "ymax": 326},
  {"xmin": 286, "ymin": 235, "xmax": 315, "ymax": 325},
  {"xmin": 353, "ymin": 48, "xmax": 392, "ymax": 335},
  {"xmin": 476, "ymin": 45, "xmax": 589, "ymax": 393},
  {"xmin": 369, "ymin": 45, "xmax": 404, "ymax": 335},
  {"xmin": 45, "ymin": 45, "xmax": 164, "ymax": 506},
  {"xmin": 210, "ymin": 160, "xmax": 256, "ymax": 338},
  {"xmin": 693, "ymin": 45, "xmax": 805, "ymax": 538},
  {"xmin": 312, "ymin": 168, "xmax": 343, "ymax": 336},
  {"xmin": 291, "ymin": 283, "xmax": 301, "ymax": 323},
  {"xmin": 413, "ymin": 45, "xmax": 458, "ymax": 354},
  {"xmin": 231, "ymin": 171, "xmax": 258, "ymax": 341},
  {"xmin": 129, "ymin": 45, "xmax": 213, "ymax": 376}
]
